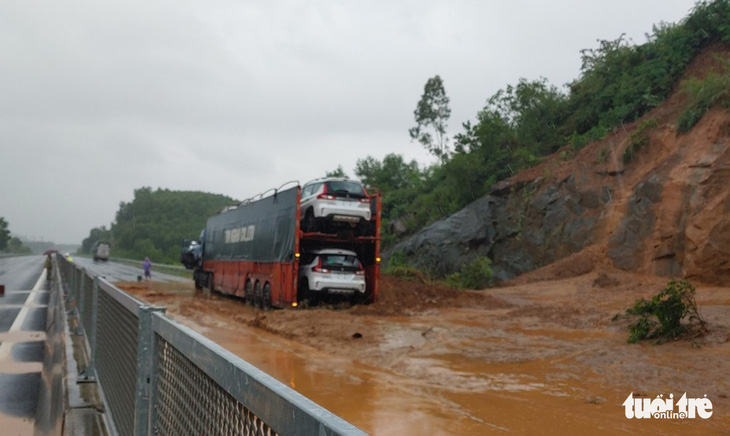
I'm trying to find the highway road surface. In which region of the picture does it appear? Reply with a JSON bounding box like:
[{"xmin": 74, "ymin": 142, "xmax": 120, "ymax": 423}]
[
  {"xmin": 0, "ymin": 255, "xmax": 47, "ymax": 436},
  {"xmin": 0, "ymin": 254, "xmax": 185, "ymax": 435},
  {"xmin": 71, "ymin": 256, "xmax": 188, "ymax": 283}
]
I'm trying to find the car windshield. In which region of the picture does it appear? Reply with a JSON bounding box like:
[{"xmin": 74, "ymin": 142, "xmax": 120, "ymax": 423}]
[
  {"xmin": 325, "ymin": 181, "xmax": 366, "ymax": 198},
  {"xmin": 321, "ymin": 254, "xmax": 360, "ymax": 271}
]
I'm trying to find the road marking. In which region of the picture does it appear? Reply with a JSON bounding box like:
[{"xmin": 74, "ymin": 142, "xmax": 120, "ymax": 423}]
[{"xmin": 0, "ymin": 269, "xmax": 47, "ymax": 361}]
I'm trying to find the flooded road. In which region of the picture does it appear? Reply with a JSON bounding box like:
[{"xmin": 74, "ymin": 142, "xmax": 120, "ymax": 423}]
[
  {"xmin": 182, "ymin": 315, "xmax": 459, "ymax": 435},
  {"xmin": 120, "ymin": 270, "xmax": 730, "ymax": 435}
]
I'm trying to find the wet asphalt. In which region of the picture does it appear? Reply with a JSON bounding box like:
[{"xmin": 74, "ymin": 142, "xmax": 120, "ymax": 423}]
[
  {"xmin": 0, "ymin": 255, "xmax": 46, "ymax": 423},
  {"xmin": 0, "ymin": 255, "xmax": 185, "ymax": 433},
  {"xmin": 71, "ymin": 256, "xmax": 188, "ymax": 283}
]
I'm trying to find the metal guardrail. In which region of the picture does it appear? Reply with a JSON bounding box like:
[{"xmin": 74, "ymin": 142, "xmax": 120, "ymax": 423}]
[{"xmin": 57, "ymin": 255, "xmax": 366, "ymax": 436}]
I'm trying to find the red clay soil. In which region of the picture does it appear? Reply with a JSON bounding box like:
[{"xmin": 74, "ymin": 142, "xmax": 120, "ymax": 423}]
[{"xmin": 119, "ymin": 269, "xmax": 730, "ymax": 435}]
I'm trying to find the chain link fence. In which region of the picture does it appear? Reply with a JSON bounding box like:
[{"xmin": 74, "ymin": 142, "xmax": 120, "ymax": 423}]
[{"xmin": 56, "ymin": 255, "xmax": 366, "ymax": 436}]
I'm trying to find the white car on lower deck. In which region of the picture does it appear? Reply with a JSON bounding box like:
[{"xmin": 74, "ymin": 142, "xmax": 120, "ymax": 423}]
[{"xmin": 298, "ymin": 248, "xmax": 366, "ymax": 302}]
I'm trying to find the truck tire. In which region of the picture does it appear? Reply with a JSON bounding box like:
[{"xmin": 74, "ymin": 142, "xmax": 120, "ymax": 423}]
[
  {"xmin": 262, "ymin": 283, "xmax": 272, "ymax": 311},
  {"xmin": 253, "ymin": 281, "xmax": 262, "ymax": 309},
  {"xmin": 207, "ymin": 273, "xmax": 214, "ymax": 294},
  {"xmin": 299, "ymin": 280, "xmax": 316, "ymax": 306},
  {"xmin": 193, "ymin": 270, "xmax": 203, "ymax": 290},
  {"xmin": 245, "ymin": 280, "xmax": 254, "ymax": 306},
  {"xmin": 304, "ymin": 209, "xmax": 317, "ymax": 232}
]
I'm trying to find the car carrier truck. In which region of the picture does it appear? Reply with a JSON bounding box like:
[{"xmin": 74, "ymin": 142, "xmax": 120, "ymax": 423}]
[{"xmin": 181, "ymin": 183, "xmax": 380, "ymax": 309}]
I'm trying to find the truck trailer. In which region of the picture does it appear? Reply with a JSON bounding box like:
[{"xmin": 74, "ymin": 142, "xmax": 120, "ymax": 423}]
[
  {"xmin": 92, "ymin": 241, "xmax": 111, "ymax": 262},
  {"xmin": 181, "ymin": 184, "xmax": 380, "ymax": 309}
]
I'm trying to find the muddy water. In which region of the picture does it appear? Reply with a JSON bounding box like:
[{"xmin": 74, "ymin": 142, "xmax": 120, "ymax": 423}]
[
  {"xmin": 203, "ymin": 325, "xmax": 460, "ymax": 435},
  {"xmin": 126, "ymin": 282, "xmax": 729, "ymax": 435},
  {"xmin": 192, "ymin": 321, "xmax": 720, "ymax": 435}
]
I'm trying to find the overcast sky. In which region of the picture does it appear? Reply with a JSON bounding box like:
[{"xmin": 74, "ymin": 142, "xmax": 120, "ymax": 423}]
[{"xmin": 1, "ymin": 0, "xmax": 698, "ymax": 244}]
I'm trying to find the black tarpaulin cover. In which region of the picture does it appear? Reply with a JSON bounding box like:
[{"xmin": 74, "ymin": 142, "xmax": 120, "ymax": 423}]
[{"xmin": 204, "ymin": 186, "xmax": 298, "ymax": 263}]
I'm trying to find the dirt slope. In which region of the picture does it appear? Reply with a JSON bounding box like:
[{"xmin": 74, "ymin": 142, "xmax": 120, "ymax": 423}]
[{"xmin": 392, "ymin": 44, "xmax": 730, "ymax": 286}]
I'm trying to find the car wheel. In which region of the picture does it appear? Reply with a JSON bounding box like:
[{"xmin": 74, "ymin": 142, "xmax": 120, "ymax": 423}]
[
  {"xmin": 299, "ymin": 280, "xmax": 316, "ymax": 306},
  {"xmin": 304, "ymin": 209, "xmax": 317, "ymax": 232},
  {"xmin": 262, "ymin": 283, "xmax": 272, "ymax": 311},
  {"xmin": 254, "ymin": 281, "xmax": 263, "ymax": 309},
  {"xmin": 245, "ymin": 280, "xmax": 253, "ymax": 305}
]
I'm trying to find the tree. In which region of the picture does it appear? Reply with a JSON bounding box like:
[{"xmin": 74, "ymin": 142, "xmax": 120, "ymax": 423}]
[
  {"xmin": 7, "ymin": 237, "xmax": 31, "ymax": 254},
  {"xmin": 0, "ymin": 217, "xmax": 10, "ymax": 250},
  {"xmin": 81, "ymin": 226, "xmax": 112, "ymax": 253},
  {"xmin": 107, "ymin": 188, "xmax": 234, "ymax": 263},
  {"xmin": 409, "ymin": 75, "xmax": 451, "ymax": 162},
  {"xmin": 355, "ymin": 154, "xmax": 421, "ymax": 192},
  {"xmin": 355, "ymin": 154, "xmax": 422, "ymax": 222},
  {"xmin": 325, "ymin": 165, "xmax": 348, "ymax": 178}
]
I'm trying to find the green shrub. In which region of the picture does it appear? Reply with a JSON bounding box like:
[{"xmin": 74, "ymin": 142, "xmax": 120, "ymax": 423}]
[
  {"xmin": 447, "ymin": 257, "xmax": 493, "ymax": 290},
  {"xmin": 621, "ymin": 279, "xmax": 707, "ymax": 344},
  {"xmin": 388, "ymin": 250, "xmax": 407, "ymax": 268},
  {"xmin": 623, "ymin": 118, "xmax": 658, "ymax": 163},
  {"xmin": 383, "ymin": 251, "xmax": 433, "ymax": 283},
  {"xmin": 677, "ymin": 62, "xmax": 730, "ymax": 133},
  {"xmin": 384, "ymin": 265, "xmax": 431, "ymax": 284}
]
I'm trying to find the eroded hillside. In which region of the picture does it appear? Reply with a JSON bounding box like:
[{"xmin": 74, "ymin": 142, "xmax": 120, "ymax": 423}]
[{"xmin": 391, "ymin": 44, "xmax": 730, "ymax": 286}]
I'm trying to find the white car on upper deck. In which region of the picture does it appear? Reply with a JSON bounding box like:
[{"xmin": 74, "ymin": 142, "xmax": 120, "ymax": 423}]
[{"xmin": 300, "ymin": 177, "xmax": 371, "ymax": 233}]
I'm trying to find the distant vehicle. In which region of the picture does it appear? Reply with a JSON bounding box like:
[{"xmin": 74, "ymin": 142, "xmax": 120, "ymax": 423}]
[
  {"xmin": 92, "ymin": 241, "xmax": 110, "ymax": 262},
  {"xmin": 300, "ymin": 177, "xmax": 371, "ymax": 234},
  {"xmin": 181, "ymin": 184, "xmax": 381, "ymax": 309},
  {"xmin": 180, "ymin": 233, "xmax": 203, "ymax": 270},
  {"xmin": 298, "ymin": 248, "xmax": 367, "ymax": 304}
]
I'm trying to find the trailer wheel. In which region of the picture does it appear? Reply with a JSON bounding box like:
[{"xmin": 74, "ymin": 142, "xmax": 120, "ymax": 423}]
[
  {"xmin": 299, "ymin": 280, "xmax": 315, "ymax": 306},
  {"xmin": 244, "ymin": 280, "xmax": 254, "ymax": 306},
  {"xmin": 193, "ymin": 270, "xmax": 203, "ymax": 290},
  {"xmin": 304, "ymin": 209, "xmax": 317, "ymax": 232},
  {"xmin": 262, "ymin": 283, "xmax": 272, "ymax": 311},
  {"xmin": 207, "ymin": 273, "xmax": 214, "ymax": 294},
  {"xmin": 253, "ymin": 281, "xmax": 263, "ymax": 309}
]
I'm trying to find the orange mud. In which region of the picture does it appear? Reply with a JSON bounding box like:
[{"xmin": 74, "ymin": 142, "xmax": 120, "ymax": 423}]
[{"xmin": 119, "ymin": 266, "xmax": 730, "ymax": 435}]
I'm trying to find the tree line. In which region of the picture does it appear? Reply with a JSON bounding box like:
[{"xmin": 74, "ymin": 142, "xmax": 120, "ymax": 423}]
[
  {"xmin": 347, "ymin": 0, "xmax": 730, "ymax": 246},
  {"xmin": 81, "ymin": 188, "xmax": 233, "ymax": 264},
  {"xmin": 0, "ymin": 217, "xmax": 32, "ymax": 254}
]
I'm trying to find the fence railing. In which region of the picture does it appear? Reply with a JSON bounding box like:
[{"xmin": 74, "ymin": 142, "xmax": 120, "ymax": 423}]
[{"xmin": 56, "ymin": 255, "xmax": 367, "ymax": 436}]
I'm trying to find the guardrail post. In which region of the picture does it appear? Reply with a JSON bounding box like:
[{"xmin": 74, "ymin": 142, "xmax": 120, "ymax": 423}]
[
  {"xmin": 64, "ymin": 262, "xmax": 74, "ymax": 307},
  {"xmin": 135, "ymin": 305, "xmax": 166, "ymax": 436},
  {"xmin": 78, "ymin": 269, "xmax": 87, "ymax": 324},
  {"xmin": 78, "ymin": 276, "xmax": 100, "ymax": 383},
  {"xmin": 67, "ymin": 267, "xmax": 84, "ymax": 336},
  {"xmin": 74, "ymin": 268, "xmax": 82, "ymax": 304}
]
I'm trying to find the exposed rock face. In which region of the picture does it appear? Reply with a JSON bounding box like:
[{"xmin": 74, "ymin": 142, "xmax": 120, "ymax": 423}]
[
  {"xmin": 390, "ymin": 175, "xmax": 606, "ymax": 282},
  {"xmin": 388, "ymin": 107, "xmax": 730, "ymax": 286}
]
